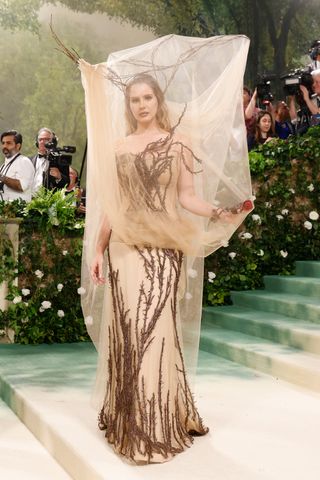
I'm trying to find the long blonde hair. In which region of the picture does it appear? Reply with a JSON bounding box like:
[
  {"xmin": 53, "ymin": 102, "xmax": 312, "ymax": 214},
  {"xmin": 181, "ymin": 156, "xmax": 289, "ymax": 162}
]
[{"xmin": 125, "ymin": 74, "xmax": 171, "ymax": 134}]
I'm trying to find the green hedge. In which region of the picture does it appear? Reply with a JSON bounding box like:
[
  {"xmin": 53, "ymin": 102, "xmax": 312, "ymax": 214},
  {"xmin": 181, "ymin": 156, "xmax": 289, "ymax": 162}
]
[
  {"xmin": 1, "ymin": 127, "xmax": 320, "ymax": 343},
  {"xmin": 204, "ymin": 126, "xmax": 320, "ymax": 305},
  {"xmin": 0, "ymin": 189, "xmax": 88, "ymax": 344}
]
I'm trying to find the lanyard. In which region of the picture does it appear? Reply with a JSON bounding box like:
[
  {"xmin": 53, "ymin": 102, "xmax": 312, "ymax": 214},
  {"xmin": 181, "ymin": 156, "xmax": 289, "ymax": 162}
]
[{"xmin": 0, "ymin": 153, "xmax": 21, "ymax": 177}]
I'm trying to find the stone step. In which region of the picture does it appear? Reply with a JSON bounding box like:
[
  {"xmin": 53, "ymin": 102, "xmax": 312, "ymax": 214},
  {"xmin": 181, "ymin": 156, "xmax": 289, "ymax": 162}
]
[
  {"xmin": 0, "ymin": 398, "xmax": 71, "ymax": 479},
  {"xmin": 200, "ymin": 326, "xmax": 320, "ymax": 392},
  {"xmin": 295, "ymin": 260, "xmax": 320, "ymax": 278},
  {"xmin": 1, "ymin": 344, "xmax": 320, "ymax": 480},
  {"xmin": 202, "ymin": 306, "xmax": 320, "ymax": 355},
  {"xmin": 231, "ymin": 290, "xmax": 320, "ymax": 324},
  {"xmin": 264, "ymin": 275, "xmax": 320, "ymax": 298}
]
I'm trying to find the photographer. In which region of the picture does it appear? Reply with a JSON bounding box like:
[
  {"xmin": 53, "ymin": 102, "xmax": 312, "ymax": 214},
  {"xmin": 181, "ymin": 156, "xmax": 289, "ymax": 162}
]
[
  {"xmin": 299, "ymin": 69, "xmax": 320, "ymax": 117},
  {"xmin": 0, "ymin": 130, "xmax": 34, "ymax": 202},
  {"xmin": 31, "ymin": 127, "xmax": 69, "ymax": 195}
]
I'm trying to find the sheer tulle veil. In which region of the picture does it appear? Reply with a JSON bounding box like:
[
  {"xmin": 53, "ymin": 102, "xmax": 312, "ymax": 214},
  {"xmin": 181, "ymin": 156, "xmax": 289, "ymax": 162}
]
[{"xmin": 79, "ymin": 34, "xmax": 253, "ymax": 406}]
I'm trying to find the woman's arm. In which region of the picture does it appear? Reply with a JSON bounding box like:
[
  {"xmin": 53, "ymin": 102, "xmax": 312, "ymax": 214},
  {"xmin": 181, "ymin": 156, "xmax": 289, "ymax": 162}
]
[
  {"xmin": 91, "ymin": 214, "xmax": 111, "ymax": 285},
  {"xmin": 245, "ymin": 89, "xmax": 258, "ymax": 119},
  {"xmin": 300, "ymin": 85, "xmax": 319, "ymax": 115},
  {"xmin": 177, "ymin": 148, "xmax": 233, "ymax": 221}
]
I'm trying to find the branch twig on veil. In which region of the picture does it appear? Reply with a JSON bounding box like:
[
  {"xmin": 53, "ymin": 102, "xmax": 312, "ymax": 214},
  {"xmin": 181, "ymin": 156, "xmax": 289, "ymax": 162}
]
[{"xmin": 49, "ymin": 15, "xmax": 80, "ymax": 64}]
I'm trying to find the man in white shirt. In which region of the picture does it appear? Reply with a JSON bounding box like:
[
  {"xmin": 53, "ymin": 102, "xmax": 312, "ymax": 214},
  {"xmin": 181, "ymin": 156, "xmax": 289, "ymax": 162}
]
[
  {"xmin": 0, "ymin": 130, "xmax": 34, "ymax": 202},
  {"xmin": 31, "ymin": 127, "xmax": 69, "ymax": 196}
]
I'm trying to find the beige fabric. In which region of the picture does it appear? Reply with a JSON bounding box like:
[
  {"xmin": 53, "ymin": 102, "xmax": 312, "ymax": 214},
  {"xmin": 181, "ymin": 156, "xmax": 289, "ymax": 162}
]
[{"xmin": 79, "ymin": 34, "xmax": 253, "ymax": 409}]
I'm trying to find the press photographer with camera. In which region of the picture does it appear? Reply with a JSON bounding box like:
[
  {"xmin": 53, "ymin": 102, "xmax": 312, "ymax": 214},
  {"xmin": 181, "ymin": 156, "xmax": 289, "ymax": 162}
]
[
  {"xmin": 31, "ymin": 127, "xmax": 72, "ymax": 195},
  {"xmin": 299, "ymin": 69, "xmax": 320, "ymax": 117}
]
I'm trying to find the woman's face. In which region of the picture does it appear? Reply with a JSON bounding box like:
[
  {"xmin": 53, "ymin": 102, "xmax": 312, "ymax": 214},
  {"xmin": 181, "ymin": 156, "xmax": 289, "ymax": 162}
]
[
  {"xmin": 258, "ymin": 114, "xmax": 272, "ymax": 133},
  {"xmin": 129, "ymin": 82, "xmax": 159, "ymax": 127}
]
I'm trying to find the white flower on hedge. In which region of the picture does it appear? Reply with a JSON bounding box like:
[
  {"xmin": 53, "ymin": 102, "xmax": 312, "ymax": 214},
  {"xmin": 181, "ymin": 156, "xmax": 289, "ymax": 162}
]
[
  {"xmin": 62, "ymin": 250, "xmax": 68, "ymax": 256},
  {"xmin": 309, "ymin": 211, "xmax": 319, "ymax": 221},
  {"xmin": 276, "ymin": 215, "xmax": 284, "ymax": 221},
  {"xmin": 280, "ymin": 250, "xmax": 288, "ymax": 258},
  {"xmin": 39, "ymin": 306, "xmax": 45, "ymax": 313},
  {"xmin": 85, "ymin": 315, "xmax": 93, "ymax": 326},
  {"xmin": 24, "ymin": 302, "xmax": 28, "ymax": 307},
  {"xmin": 304, "ymin": 221, "xmax": 313, "ymax": 230},
  {"xmin": 57, "ymin": 310, "xmax": 65, "ymax": 318},
  {"xmin": 41, "ymin": 300, "xmax": 51, "ymax": 310},
  {"xmin": 77, "ymin": 287, "xmax": 86, "ymax": 295},
  {"xmin": 257, "ymin": 249, "xmax": 264, "ymax": 256},
  {"xmin": 13, "ymin": 296, "xmax": 22, "ymax": 304},
  {"xmin": 252, "ymin": 214, "xmax": 261, "ymax": 224},
  {"xmin": 187, "ymin": 268, "xmax": 198, "ymax": 278},
  {"xmin": 34, "ymin": 269, "xmax": 44, "ymax": 279},
  {"xmin": 265, "ymin": 201, "xmax": 271, "ymax": 208},
  {"xmin": 228, "ymin": 252, "xmax": 237, "ymax": 259},
  {"xmin": 281, "ymin": 209, "xmax": 289, "ymax": 216},
  {"xmin": 208, "ymin": 272, "xmax": 216, "ymax": 283},
  {"xmin": 307, "ymin": 183, "xmax": 314, "ymax": 192},
  {"xmin": 240, "ymin": 232, "xmax": 253, "ymax": 240},
  {"xmin": 185, "ymin": 292, "xmax": 192, "ymax": 300},
  {"xmin": 289, "ymin": 188, "xmax": 295, "ymax": 194},
  {"xmin": 74, "ymin": 223, "xmax": 82, "ymax": 229},
  {"xmin": 21, "ymin": 288, "xmax": 30, "ymax": 296},
  {"xmin": 57, "ymin": 283, "xmax": 64, "ymax": 292}
]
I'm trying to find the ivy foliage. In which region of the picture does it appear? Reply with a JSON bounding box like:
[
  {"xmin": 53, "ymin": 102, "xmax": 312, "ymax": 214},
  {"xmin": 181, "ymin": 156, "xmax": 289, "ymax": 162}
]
[
  {"xmin": 204, "ymin": 127, "xmax": 320, "ymax": 306},
  {"xmin": 0, "ymin": 190, "xmax": 87, "ymax": 344}
]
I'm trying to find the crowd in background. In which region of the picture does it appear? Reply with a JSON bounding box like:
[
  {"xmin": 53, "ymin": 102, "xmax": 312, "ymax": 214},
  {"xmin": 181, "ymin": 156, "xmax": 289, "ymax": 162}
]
[{"xmin": 244, "ymin": 44, "xmax": 320, "ymax": 152}]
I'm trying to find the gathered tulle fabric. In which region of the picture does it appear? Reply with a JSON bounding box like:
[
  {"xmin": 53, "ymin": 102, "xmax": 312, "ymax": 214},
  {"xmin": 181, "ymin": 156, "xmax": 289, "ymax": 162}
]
[{"xmin": 79, "ymin": 34, "xmax": 253, "ymax": 446}]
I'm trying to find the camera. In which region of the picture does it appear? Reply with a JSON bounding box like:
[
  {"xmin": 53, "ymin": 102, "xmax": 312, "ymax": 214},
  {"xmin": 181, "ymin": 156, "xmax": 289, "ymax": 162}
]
[
  {"xmin": 281, "ymin": 68, "xmax": 313, "ymax": 97},
  {"xmin": 256, "ymin": 74, "xmax": 275, "ymax": 106},
  {"xmin": 43, "ymin": 139, "xmax": 76, "ymax": 189},
  {"xmin": 45, "ymin": 141, "xmax": 76, "ymax": 169}
]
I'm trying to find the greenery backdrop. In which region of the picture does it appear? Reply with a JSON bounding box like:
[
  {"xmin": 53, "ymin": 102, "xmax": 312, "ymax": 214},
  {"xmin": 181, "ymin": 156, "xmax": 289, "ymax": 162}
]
[{"xmin": 0, "ymin": 127, "xmax": 319, "ymax": 344}]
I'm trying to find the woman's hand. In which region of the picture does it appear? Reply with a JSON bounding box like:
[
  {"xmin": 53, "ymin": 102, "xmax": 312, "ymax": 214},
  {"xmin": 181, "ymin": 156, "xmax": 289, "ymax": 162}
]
[{"xmin": 91, "ymin": 252, "xmax": 106, "ymax": 285}]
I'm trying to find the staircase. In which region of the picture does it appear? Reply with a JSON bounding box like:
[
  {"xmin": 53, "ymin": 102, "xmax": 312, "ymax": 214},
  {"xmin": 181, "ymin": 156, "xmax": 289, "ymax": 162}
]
[{"xmin": 201, "ymin": 260, "xmax": 320, "ymax": 392}]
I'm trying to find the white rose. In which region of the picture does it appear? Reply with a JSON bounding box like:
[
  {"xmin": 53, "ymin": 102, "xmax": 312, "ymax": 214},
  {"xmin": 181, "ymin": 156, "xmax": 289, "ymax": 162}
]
[
  {"xmin": 208, "ymin": 272, "xmax": 216, "ymax": 280},
  {"xmin": 280, "ymin": 250, "xmax": 288, "ymax": 258},
  {"xmin": 304, "ymin": 221, "xmax": 313, "ymax": 230},
  {"xmin": 257, "ymin": 249, "xmax": 264, "ymax": 256},
  {"xmin": 77, "ymin": 287, "xmax": 86, "ymax": 295},
  {"xmin": 276, "ymin": 215, "xmax": 284, "ymax": 221},
  {"xmin": 57, "ymin": 310, "xmax": 65, "ymax": 318},
  {"xmin": 187, "ymin": 268, "xmax": 198, "ymax": 278},
  {"xmin": 307, "ymin": 184, "xmax": 314, "ymax": 192},
  {"xmin": 281, "ymin": 209, "xmax": 289, "ymax": 216},
  {"xmin": 13, "ymin": 296, "xmax": 22, "ymax": 304},
  {"xmin": 241, "ymin": 232, "xmax": 253, "ymax": 239},
  {"xmin": 62, "ymin": 250, "xmax": 68, "ymax": 256},
  {"xmin": 21, "ymin": 288, "xmax": 30, "ymax": 296},
  {"xmin": 57, "ymin": 283, "xmax": 64, "ymax": 292},
  {"xmin": 39, "ymin": 307, "xmax": 45, "ymax": 313},
  {"xmin": 309, "ymin": 211, "xmax": 319, "ymax": 221},
  {"xmin": 41, "ymin": 300, "xmax": 51, "ymax": 309},
  {"xmin": 228, "ymin": 252, "xmax": 237, "ymax": 259},
  {"xmin": 289, "ymin": 188, "xmax": 295, "ymax": 194},
  {"xmin": 34, "ymin": 269, "xmax": 44, "ymax": 279},
  {"xmin": 252, "ymin": 214, "xmax": 261, "ymax": 223}
]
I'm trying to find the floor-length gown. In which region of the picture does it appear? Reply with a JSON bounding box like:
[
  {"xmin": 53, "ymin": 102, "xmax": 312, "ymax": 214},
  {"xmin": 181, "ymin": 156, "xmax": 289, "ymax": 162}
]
[{"xmin": 98, "ymin": 144, "xmax": 208, "ymax": 464}]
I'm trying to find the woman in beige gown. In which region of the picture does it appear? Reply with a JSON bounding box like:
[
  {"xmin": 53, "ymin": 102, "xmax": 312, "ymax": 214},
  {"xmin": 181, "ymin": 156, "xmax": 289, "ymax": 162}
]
[{"xmin": 78, "ymin": 34, "xmax": 253, "ymax": 465}]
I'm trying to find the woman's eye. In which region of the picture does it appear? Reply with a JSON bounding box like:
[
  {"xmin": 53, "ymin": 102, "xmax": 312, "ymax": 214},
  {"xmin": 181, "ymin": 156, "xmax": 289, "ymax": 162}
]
[{"xmin": 144, "ymin": 95, "xmax": 153, "ymax": 100}]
